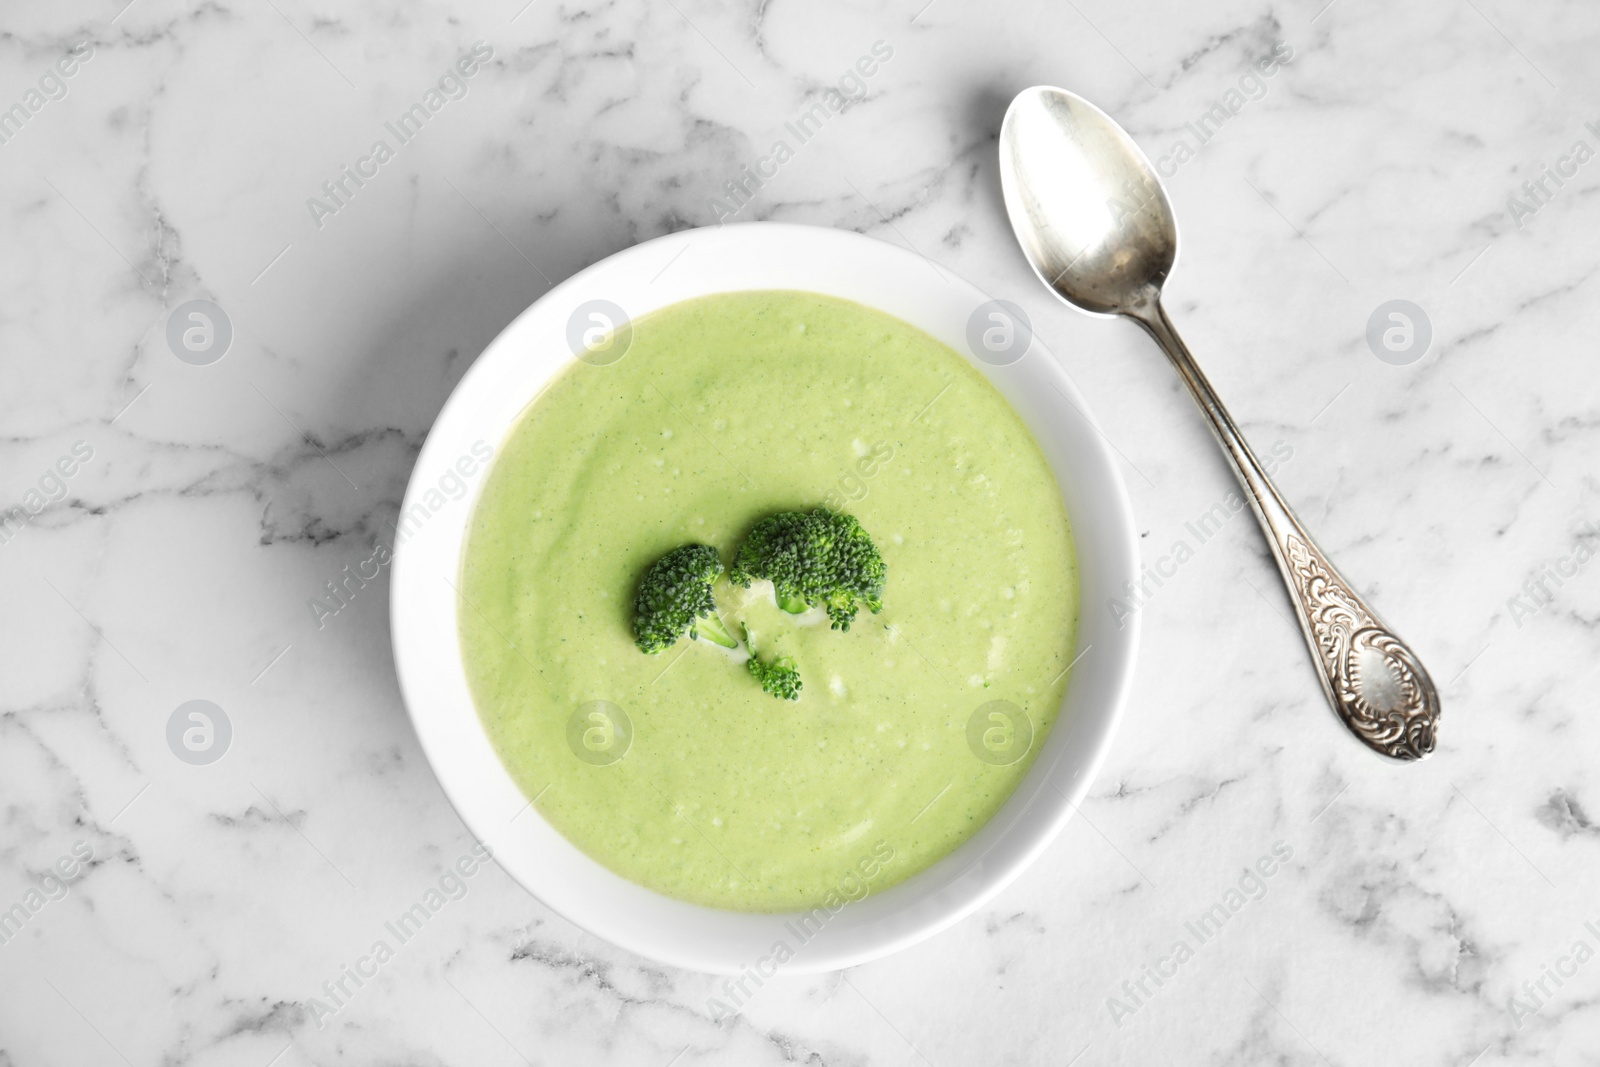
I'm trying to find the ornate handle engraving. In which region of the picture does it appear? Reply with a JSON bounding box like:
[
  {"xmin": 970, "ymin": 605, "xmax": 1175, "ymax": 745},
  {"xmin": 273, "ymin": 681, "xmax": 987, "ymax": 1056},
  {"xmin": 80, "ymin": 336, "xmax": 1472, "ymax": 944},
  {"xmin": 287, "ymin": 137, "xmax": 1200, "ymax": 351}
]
[
  {"xmin": 1132, "ymin": 298, "xmax": 1441, "ymax": 761},
  {"xmin": 1280, "ymin": 535, "xmax": 1439, "ymax": 760}
]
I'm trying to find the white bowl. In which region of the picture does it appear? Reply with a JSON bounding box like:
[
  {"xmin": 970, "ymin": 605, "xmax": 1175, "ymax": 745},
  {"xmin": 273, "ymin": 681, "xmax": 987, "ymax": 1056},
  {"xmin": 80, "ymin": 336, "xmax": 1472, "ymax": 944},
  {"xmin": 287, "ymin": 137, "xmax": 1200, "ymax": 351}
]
[{"xmin": 391, "ymin": 222, "xmax": 1139, "ymax": 974}]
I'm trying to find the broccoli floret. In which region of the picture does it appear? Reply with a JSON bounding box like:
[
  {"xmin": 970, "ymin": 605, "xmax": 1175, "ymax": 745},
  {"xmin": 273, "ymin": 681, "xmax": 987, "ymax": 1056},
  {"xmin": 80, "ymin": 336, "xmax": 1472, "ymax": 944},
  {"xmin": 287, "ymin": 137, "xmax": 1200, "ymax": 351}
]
[
  {"xmin": 632, "ymin": 544, "xmax": 737, "ymax": 653},
  {"xmin": 743, "ymin": 624, "xmax": 801, "ymax": 700},
  {"xmin": 728, "ymin": 508, "xmax": 886, "ymax": 630}
]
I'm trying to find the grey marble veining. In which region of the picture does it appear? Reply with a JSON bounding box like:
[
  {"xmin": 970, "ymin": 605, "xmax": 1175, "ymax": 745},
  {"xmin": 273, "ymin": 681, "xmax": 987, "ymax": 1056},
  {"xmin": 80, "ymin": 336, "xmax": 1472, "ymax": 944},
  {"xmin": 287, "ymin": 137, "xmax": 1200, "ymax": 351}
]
[{"xmin": 2, "ymin": 0, "xmax": 1598, "ymax": 1063}]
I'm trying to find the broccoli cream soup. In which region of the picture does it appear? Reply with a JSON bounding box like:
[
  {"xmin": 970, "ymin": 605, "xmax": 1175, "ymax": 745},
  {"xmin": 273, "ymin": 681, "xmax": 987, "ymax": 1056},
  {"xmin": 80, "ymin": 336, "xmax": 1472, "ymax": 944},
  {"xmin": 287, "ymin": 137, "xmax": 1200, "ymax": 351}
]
[{"xmin": 459, "ymin": 291, "xmax": 1077, "ymax": 912}]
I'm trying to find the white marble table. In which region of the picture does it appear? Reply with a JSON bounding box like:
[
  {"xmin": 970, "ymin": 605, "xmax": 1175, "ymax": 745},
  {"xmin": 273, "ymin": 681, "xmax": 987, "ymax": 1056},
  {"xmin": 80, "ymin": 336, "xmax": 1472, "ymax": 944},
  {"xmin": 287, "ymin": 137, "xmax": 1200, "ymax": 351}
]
[{"xmin": 3, "ymin": 0, "xmax": 1598, "ymax": 1063}]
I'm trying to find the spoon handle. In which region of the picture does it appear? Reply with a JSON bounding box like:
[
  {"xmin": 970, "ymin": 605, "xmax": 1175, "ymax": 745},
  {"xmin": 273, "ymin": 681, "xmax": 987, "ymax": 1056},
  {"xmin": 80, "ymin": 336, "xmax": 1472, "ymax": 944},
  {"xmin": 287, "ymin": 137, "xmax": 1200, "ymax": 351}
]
[{"xmin": 1130, "ymin": 299, "xmax": 1440, "ymax": 760}]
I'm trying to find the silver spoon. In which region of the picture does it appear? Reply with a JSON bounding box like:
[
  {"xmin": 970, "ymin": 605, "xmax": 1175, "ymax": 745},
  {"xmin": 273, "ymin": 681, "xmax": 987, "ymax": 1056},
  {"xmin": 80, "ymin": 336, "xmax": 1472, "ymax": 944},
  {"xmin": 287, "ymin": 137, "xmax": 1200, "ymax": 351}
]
[{"xmin": 998, "ymin": 86, "xmax": 1439, "ymax": 761}]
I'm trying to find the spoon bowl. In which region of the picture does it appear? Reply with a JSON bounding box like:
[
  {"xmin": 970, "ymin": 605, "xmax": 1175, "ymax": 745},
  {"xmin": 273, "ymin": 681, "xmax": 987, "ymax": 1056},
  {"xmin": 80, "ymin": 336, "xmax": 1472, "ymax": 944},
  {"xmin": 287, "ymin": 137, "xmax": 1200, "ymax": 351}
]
[
  {"xmin": 999, "ymin": 85, "xmax": 1440, "ymax": 761},
  {"xmin": 999, "ymin": 87, "xmax": 1177, "ymax": 316}
]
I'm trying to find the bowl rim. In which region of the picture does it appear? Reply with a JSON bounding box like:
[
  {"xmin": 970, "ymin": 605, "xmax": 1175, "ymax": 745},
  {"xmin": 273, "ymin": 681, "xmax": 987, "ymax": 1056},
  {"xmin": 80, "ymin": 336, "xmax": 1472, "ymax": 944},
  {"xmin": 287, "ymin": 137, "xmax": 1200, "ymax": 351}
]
[{"xmin": 391, "ymin": 221, "xmax": 1140, "ymax": 975}]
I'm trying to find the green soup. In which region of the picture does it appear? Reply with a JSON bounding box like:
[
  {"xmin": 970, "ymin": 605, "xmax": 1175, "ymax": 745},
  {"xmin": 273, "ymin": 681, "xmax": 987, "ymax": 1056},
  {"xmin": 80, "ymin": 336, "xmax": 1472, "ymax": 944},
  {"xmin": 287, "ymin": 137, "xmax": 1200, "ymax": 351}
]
[{"xmin": 460, "ymin": 290, "xmax": 1078, "ymax": 912}]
